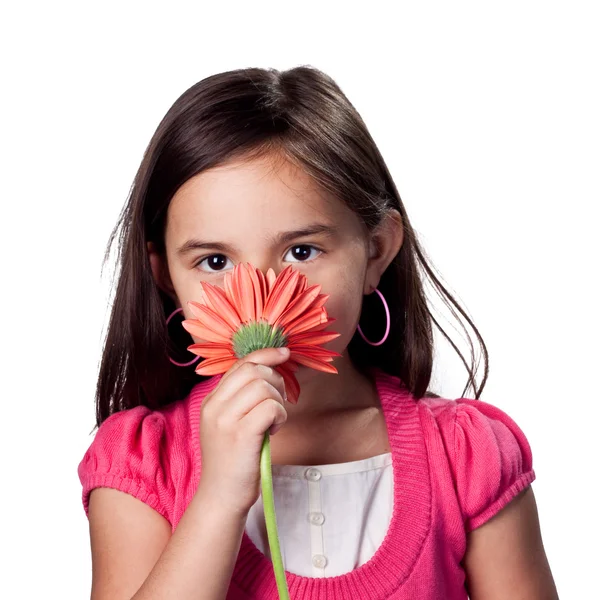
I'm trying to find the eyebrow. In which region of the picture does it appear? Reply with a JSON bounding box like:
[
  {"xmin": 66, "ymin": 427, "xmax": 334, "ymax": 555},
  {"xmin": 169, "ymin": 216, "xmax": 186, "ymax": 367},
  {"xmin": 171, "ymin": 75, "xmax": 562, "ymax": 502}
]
[{"xmin": 176, "ymin": 223, "xmax": 339, "ymax": 256}]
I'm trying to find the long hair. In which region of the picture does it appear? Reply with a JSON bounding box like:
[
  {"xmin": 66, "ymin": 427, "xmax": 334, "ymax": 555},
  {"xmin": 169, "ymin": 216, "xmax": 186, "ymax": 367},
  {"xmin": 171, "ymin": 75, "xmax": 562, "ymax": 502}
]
[{"xmin": 95, "ymin": 65, "xmax": 488, "ymax": 427}]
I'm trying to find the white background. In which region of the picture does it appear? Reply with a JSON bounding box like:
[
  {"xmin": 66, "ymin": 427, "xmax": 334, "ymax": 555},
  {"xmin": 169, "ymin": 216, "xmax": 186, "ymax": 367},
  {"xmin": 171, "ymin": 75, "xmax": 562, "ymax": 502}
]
[{"xmin": 1, "ymin": 1, "xmax": 598, "ymax": 598}]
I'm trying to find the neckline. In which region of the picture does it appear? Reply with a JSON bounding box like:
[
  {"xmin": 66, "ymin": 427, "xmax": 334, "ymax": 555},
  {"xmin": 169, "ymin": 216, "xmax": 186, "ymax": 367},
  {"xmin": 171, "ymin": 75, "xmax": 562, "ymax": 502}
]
[
  {"xmin": 270, "ymin": 450, "xmax": 392, "ymax": 478},
  {"xmin": 188, "ymin": 367, "xmax": 432, "ymax": 600}
]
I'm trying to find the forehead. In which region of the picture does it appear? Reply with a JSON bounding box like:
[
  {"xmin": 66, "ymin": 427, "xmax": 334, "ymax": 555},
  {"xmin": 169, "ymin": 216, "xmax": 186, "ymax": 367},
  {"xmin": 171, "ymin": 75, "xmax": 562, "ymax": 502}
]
[{"xmin": 165, "ymin": 153, "xmax": 362, "ymax": 244}]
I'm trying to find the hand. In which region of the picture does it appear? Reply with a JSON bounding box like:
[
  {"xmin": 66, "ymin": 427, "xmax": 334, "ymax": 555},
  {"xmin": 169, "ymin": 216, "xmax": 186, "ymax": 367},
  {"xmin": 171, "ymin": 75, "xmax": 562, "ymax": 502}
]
[{"xmin": 196, "ymin": 347, "xmax": 290, "ymax": 516}]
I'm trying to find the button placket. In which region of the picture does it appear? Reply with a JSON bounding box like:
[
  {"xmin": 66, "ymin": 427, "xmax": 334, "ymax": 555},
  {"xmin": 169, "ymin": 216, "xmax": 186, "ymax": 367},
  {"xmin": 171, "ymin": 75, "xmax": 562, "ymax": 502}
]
[
  {"xmin": 305, "ymin": 467, "xmax": 327, "ymax": 576},
  {"xmin": 308, "ymin": 511, "xmax": 325, "ymax": 526},
  {"xmin": 305, "ymin": 467, "xmax": 322, "ymax": 481},
  {"xmin": 312, "ymin": 554, "xmax": 328, "ymax": 568}
]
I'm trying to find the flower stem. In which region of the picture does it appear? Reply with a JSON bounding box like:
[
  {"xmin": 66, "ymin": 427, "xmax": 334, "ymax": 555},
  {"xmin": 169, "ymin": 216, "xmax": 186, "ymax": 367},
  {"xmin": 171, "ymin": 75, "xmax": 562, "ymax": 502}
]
[{"xmin": 260, "ymin": 432, "xmax": 291, "ymax": 600}]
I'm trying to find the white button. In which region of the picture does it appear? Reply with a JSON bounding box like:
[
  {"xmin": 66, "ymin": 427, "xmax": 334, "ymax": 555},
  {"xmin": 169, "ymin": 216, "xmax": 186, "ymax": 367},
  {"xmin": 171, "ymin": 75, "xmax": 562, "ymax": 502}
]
[
  {"xmin": 308, "ymin": 511, "xmax": 325, "ymax": 525},
  {"xmin": 312, "ymin": 554, "xmax": 328, "ymax": 568},
  {"xmin": 305, "ymin": 467, "xmax": 322, "ymax": 481}
]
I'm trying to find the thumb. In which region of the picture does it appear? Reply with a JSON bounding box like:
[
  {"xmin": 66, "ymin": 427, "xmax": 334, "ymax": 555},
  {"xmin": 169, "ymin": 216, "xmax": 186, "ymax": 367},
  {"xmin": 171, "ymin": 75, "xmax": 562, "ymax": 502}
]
[{"xmin": 226, "ymin": 346, "xmax": 290, "ymax": 377}]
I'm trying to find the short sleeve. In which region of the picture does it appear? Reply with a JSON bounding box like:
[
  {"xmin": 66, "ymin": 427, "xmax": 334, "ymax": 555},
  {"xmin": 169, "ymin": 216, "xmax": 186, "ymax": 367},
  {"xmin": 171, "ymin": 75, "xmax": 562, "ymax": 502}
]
[
  {"xmin": 437, "ymin": 398, "xmax": 536, "ymax": 531},
  {"xmin": 77, "ymin": 406, "xmax": 172, "ymax": 523}
]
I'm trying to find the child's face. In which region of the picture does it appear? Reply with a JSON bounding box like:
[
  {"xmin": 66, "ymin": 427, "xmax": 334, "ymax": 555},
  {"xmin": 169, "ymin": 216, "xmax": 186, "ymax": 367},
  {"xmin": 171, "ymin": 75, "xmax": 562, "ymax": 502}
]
[{"xmin": 154, "ymin": 151, "xmax": 402, "ymax": 369}]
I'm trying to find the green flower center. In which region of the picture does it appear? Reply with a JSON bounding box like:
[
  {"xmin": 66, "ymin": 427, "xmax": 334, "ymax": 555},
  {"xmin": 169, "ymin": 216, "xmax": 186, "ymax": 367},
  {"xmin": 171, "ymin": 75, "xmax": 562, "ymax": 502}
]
[{"xmin": 232, "ymin": 320, "xmax": 288, "ymax": 358}]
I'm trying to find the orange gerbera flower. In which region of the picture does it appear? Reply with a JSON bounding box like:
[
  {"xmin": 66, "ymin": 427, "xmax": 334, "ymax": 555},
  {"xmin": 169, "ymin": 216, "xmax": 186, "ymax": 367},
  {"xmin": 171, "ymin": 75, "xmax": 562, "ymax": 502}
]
[{"xmin": 181, "ymin": 262, "xmax": 341, "ymax": 404}]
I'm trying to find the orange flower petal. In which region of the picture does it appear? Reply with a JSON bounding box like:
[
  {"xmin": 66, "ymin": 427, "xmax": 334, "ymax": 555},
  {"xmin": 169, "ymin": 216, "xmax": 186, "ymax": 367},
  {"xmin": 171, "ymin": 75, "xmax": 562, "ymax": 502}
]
[
  {"xmin": 308, "ymin": 293, "xmax": 329, "ymax": 311},
  {"xmin": 237, "ymin": 263, "xmax": 257, "ymax": 322},
  {"xmin": 275, "ymin": 365, "xmax": 301, "ymax": 404},
  {"xmin": 287, "ymin": 269, "xmax": 305, "ymax": 301},
  {"xmin": 289, "ymin": 353, "xmax": 339, "ymax": 374},
  {"xmin": 257, "ymin": 268, "xmax": 268, "ymax": 305},
  {"xmin": 266, "ymin": 267, "xmax": 277, "ymax": 293},
  {"xmin": 292, "ymin": 316, "xmax": 336, "ymax": 334},
  {"xmin": 188, "ymin": 300, "xmax": 207, "ymax": 318},
  {"xmin": 283, "ymin": 307, "xmax": 328, "ymax": 336},
  {"xmin": 284, "ymin": 358, "xmax": 301, "ymax": 372},
  {"xmin": 263, "ymin": 267, "xmax": 301, "ymax": 324},
  {"xmin": 274, "ymin": 284, "xmax": 321, "ymax": 328},
  {"xmin": 199, "ymin": 284, "xmax": 242, "ymax": 331},
  {"xmin": 187, "ymin": 343, "xmax": 234, "ymax": 358},
  {"xmin": 287, "ymin": 344, "xmax": 342, "ymax": 359},
  {"xmin": 185, "ymin": 303, "xmax": 235, "ymax": 340},
  {"xmin": 294, "ymin": 274, "xmax": 307, "ymax": 296},
  {"xmin": 192, "ymin": 287, "xmax": 210, "ymax": 308},
  {"xmin": 246, "ymin": 262, "xmax": 264, "ymax": 318},
  {"xmin": 222, "ymin": 269, "xmax": 233, "ymax": 302},
  {"xmin": 287, "ymin": 330, "xmax": 341, "ymax": 346},
  {"xmin": 272, "ymin": 265, "xmax": 294, "ymax": 287},
  {"xmin": 223, "ymin": 268, "xmax": 242, "ymax": 318},
  {"xmin": 228, "ymin": 266, "xmax": 243, "ymax": 319},
  {"xmin": 195, "ymin": 356, "xmax": 238, "ymax": 376},
  {"xmin": 182, "ymin": 319, "xmax": 231, "ymax": 344}
]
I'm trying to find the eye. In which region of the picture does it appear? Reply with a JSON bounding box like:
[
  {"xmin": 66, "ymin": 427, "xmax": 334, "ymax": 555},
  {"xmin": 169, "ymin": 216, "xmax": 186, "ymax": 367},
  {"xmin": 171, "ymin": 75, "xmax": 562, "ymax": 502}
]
[
  {"xmin": 284, "ymin": 245, "xmax": 322, "ymax": 263},
  {"xmin": 196, "ymin": 254, "xmax": 234, "ymax": 273}
]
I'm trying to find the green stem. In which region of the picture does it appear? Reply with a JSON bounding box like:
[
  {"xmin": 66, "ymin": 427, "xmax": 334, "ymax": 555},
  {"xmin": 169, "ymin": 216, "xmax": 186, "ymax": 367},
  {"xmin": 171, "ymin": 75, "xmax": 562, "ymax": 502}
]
[{"xmin": 260, "ymin": 432, "xmax": 291, "ymax": 600}]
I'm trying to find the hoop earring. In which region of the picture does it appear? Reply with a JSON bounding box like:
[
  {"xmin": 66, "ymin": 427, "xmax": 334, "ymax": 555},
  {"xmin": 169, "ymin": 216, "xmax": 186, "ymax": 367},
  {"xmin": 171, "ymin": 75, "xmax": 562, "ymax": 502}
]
[
  {"xmin": 356, "ymin": 288, "xmax": 390, "ymax": 346},
  {"xmin": 166, "ymin": 308, "xmax": 200, "ymax": 367}
]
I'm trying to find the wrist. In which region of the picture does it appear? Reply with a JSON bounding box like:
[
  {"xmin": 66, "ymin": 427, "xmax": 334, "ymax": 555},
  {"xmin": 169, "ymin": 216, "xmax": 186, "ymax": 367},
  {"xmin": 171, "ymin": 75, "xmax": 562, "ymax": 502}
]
[{"xmin": 194, "ymin": 479, "xmax": 251, "ymax": 522}]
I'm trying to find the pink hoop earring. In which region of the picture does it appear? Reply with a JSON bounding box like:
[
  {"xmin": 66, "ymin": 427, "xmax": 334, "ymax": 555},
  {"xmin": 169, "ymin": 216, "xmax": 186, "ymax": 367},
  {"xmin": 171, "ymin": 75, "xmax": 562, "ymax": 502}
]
[
  {"xmin": 166, "ymin": 308, "xmax": 200, "ymax": 367},
  {"xmin": 357, "ymin": 287, "xmax": 390, "ymax": 346}
]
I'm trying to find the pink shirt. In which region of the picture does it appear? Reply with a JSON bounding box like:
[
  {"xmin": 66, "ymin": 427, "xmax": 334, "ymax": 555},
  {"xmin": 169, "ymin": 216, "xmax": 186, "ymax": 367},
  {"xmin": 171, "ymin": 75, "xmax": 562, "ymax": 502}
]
[{"xmin": 78, "ymin": 368, "xmax": 535, "ymax": 600}]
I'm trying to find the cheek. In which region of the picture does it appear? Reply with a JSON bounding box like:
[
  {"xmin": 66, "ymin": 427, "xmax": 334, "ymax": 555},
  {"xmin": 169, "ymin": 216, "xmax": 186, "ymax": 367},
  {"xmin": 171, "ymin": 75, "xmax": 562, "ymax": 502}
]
[
  {"xmin": 169, "ymin": 265, "xmax": 222, "ymax": 320},
  {"xmin": 171, "ymin": 282, "xmax": 207, "ymax": 324},
  {"xmin": 319, "ymin": 285, "xmax": 364, "ymax": 352}
]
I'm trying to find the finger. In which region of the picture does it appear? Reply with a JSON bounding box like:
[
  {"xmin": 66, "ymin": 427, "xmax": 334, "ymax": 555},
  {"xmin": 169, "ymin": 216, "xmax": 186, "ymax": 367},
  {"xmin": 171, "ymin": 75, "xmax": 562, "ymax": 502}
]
[
  {"xmin": 210, "ymin": 361, "xmax": 287, "ymax": 409},
  {"xmin": 241, "ymin": 397, "xmax": 288, "ymax": 438},
  {"xmin": 220, "ymin": 377, "xmax": 286, "ymax": 423},
  {"xmin": 223, "ymin": 346, "xmax": 290, "ymax": 381},
  {"xmin": 209, "ymin": 348, "xmax": 289, "ymax": 404}
]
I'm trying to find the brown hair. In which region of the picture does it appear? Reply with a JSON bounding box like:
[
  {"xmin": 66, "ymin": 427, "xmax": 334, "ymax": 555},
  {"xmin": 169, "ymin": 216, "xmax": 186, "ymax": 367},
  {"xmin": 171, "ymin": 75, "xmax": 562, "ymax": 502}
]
[{"xmin": 95, "ymin": 65, "xmax": 488, "ymax": 427}]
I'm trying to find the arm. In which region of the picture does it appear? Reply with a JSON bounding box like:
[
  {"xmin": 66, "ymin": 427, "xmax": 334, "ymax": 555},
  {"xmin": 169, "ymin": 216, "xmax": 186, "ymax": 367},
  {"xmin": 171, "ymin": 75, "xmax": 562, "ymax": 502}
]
[
  {"xmin": 88, "ymin": 482, "xmax": 247, "ymax": 600},
  {"xmin": 84, "ymin": 348, "xmax": 290, "ymax": 599},
  {"xmin": 463, "ymin": 486, "xmax": 559, "ymax": 600}
]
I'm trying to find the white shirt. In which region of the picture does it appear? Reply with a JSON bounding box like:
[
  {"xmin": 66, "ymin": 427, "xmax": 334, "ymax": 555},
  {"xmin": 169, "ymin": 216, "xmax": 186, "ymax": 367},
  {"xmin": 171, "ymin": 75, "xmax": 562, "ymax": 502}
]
[{"xmin": 245, "ymin": 451, "xmax": 394, "ymax": 577}]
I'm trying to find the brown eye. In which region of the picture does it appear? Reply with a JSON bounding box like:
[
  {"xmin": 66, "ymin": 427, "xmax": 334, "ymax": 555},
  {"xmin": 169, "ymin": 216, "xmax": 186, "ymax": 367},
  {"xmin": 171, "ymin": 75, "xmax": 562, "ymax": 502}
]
[
  {"xmin": 285, "ymin": 245, "xmax": 322, "ymax": 263},
  {"xmin": 198, "ymin": 254, "xmax": 233, "ymax": 273}
]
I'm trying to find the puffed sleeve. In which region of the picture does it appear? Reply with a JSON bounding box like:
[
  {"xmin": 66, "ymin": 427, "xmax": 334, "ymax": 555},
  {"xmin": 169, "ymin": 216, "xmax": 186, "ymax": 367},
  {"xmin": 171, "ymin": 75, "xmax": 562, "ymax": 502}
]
[
  {"xmin": 77, "ymin": 406, "xmax": 172, "ymax": 523},
  {"xmin": 438, "ymin": 398, "xmax": 536, "ymax": 531}
]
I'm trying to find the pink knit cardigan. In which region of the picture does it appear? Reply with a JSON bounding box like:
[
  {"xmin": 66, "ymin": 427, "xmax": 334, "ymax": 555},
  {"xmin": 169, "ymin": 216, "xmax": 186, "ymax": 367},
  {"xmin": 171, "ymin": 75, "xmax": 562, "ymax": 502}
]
[{"xmin": 78, "ymin": 368, "xmax": 535, "ymax": 599}]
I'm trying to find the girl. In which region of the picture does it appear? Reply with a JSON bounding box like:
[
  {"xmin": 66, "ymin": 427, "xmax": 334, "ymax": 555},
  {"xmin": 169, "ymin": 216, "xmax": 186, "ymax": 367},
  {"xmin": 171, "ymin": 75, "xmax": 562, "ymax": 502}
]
[{"xmin": 78, "ymin": 66, "xmax": 558, "ymax": 600}]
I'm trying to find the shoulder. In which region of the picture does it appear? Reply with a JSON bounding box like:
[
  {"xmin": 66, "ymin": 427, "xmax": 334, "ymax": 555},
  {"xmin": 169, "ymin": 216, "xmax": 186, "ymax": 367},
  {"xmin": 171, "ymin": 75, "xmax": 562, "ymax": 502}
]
[
  {"xmin": 418, "ymin": 395, "xmax": 536, "ymax": 531},
  {"xmin": 77, "ymin": 391, "xmax": 197, "ymax": 525}
]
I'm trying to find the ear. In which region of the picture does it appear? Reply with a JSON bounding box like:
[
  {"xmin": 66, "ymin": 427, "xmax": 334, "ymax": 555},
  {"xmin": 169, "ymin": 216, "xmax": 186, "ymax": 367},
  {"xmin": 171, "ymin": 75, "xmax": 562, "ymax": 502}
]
[
  {"xmin": 147, "ymin": 241, "xmax": 178, "ymax": 303},
  {"xmin": 364, "ymin": 209, "xmax": 404, "ymax": 295}
]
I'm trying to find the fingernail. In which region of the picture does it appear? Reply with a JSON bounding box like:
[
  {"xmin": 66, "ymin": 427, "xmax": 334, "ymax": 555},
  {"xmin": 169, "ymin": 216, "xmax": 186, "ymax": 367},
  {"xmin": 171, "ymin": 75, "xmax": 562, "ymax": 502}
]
[{"xmin": 278, "ymin": 347, "xmax": 289, "ymax": 356}]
